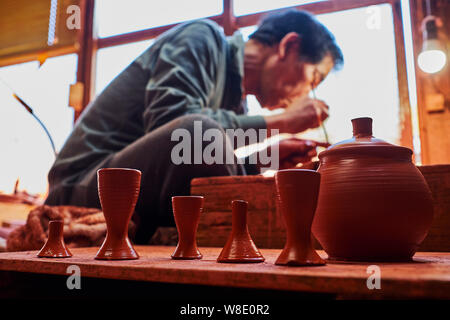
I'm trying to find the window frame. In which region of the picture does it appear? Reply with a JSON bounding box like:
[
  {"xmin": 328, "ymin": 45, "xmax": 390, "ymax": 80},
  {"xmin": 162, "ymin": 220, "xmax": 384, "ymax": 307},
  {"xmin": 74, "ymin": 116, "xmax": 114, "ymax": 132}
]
[{"xmin": 1, "ymin": 0, "xmax": 415, "ymax": 155}]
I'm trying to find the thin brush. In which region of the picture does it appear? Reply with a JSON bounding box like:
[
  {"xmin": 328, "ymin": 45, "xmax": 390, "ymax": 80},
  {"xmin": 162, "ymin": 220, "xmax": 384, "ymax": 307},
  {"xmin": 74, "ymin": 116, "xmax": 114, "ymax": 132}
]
[{"xmin": 311, "ymin": 87, "xmax": 329, "ymax": 145}]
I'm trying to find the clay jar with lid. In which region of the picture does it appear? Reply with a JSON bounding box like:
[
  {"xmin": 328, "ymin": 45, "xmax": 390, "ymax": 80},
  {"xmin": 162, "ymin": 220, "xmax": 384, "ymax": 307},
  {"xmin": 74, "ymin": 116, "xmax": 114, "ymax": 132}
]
[{"xmin": 312, "ymin": 117, "xmax": 434, "ymax": 261}]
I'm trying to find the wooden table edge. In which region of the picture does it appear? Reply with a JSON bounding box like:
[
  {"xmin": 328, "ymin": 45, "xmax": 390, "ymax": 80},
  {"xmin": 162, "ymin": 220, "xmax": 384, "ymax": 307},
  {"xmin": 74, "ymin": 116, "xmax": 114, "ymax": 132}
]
[{"xmin": 0, "ymin": 246, "xmax": 449, "ymax": 299}]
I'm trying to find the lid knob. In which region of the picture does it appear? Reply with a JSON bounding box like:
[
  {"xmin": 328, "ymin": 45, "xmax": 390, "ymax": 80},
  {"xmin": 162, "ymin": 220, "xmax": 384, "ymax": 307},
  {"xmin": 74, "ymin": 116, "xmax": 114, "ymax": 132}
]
[{"xmin": 352, "ymin": 117, "xmax": 373, "ymax": 137}]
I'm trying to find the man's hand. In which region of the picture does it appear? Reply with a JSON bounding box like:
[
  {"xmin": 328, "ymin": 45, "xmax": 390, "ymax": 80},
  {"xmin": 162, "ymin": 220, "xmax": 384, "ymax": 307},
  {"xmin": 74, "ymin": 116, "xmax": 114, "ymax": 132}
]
[
  {"xmin": 258, "ymin": 137, "xmax": 330, "ymax": 170},
  {"xmin": 278, "ymin": 137, "xmax": 330, "ymax": 169},
  {"xmin": 264, "ymin": 97, "xmax": 329, "ymax": 135}
]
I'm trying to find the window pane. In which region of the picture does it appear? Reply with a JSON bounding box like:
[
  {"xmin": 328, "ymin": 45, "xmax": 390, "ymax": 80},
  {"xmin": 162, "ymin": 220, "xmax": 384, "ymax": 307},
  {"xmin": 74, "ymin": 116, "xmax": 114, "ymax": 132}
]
[
  {"xmin": 234, "ymin": 0, "xmax": 327, "ymax": 16},
  {"xmin": 241, "ymin": 4, "xmax": 401, "ymax": 145},
  {"xmin": 95, "ymin": 0, "xmax": 223, "ymax": 38},
  {"xmin": 304, "ymin": 4, "xmax": 400, "ymax": 145},
  {"xmin": 0, "ymin": 54, "xmax": 77, "ymax": 194},
  {"xmin": 95, "ymin": 40, "xmax": 153, "ymax": 95}
]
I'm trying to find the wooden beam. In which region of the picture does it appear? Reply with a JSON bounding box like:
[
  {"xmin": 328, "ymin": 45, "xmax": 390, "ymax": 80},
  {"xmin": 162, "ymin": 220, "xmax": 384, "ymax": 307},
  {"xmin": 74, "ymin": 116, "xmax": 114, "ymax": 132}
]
[
  {"xmin": 391, "ymin": 0, "xmax": 414, "ymax": 151},
  {"xmin": 97, "ymin": 15, "xmax": 223, "ymax": 49},
  {"xmin": 222, "ymin": 0, "xmax": 237, "ymax": 36},
  {"xmin": 0, "ymin": 45, "xmax": 77, "ymax": 68},
  {"xmin": 95, "ymin": 0, "xmax": 391, "ymax": 48},
  {"xmin": 409, "ymin": 0, "xmax": 430, "ymax": 164},
  {"xmin": 235, "ymin": 0, "xmax": 393, "ymax": 28},
  {"xmin": 75, "ymin": 0, "xmax": 96, "ymax": 121}
]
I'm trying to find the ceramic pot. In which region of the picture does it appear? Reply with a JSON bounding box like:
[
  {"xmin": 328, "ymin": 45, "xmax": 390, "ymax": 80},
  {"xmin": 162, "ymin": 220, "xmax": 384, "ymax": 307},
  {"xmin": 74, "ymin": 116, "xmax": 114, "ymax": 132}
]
[
  {"xmin": 95, "ymin": 168, "xmax": 140, "ymax": 260},
  {"xmin": 37, "ymin": 220, "xmax": 72, "ymax": 258},
  {"xmin": 275, "ymin": 169, "xmax": 325, "ymax": 266},
  {"xmin": 217, "ymin": 200, "xmax": 265, "ymax": 263},
  {"xmin": 171, "ymin": 196, "xmax": 204, "ymax": 260},
  {"xmin": 312, "ymin": 117, "xmax": 434, "ymax": 261}
]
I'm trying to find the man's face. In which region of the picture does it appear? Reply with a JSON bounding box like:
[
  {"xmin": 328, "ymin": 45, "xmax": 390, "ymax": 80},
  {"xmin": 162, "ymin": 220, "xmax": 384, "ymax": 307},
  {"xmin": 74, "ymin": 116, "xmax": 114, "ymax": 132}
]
[{"xmin": 257, "ymin": 47, "xmax": 334, "ymax": 110}]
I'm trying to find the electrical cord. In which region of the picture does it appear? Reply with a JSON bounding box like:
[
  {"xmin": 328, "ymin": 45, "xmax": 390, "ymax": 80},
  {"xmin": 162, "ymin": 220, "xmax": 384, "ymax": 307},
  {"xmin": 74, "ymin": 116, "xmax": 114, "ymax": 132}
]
[{"xmin": 1, "ymin": 77, "xmax": 58, "ymax": 157}]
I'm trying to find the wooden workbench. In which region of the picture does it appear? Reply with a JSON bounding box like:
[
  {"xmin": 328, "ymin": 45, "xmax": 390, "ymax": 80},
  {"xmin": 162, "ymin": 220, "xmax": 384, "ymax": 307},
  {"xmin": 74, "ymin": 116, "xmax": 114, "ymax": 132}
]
[{"xmin": 0, "ymin": 246, "xmax": 449, "ymax": 300}]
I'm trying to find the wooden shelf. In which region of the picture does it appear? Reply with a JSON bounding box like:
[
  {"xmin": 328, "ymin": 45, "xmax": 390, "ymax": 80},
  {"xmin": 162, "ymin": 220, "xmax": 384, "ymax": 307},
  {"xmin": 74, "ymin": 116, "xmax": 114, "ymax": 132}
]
[{"xmin": 0, "ymin": 246, "xmax": 449, "ymax": 299}]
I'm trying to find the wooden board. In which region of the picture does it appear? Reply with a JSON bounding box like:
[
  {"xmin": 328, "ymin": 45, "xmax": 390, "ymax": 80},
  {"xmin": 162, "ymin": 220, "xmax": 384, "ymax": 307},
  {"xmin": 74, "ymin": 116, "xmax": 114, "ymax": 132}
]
[
  {"xmin": 191, "ymin": 176, "xmax": 283, "ymax": 248},
  {"xmin": 418, "ymin": 165, "xmax": 450, "ymax": 251},
  {"xmin": 0, "ymin": 246, "xmax": 449, "ymax": 299},
  {"xmin": 0, "ymin": 203, "xmax": 33, "ymax": 229}
]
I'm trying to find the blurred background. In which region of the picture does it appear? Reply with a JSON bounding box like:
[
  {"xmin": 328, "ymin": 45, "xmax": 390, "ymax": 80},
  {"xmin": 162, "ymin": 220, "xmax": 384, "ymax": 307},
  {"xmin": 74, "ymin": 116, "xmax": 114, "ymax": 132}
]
[{"xmin": 0, "ymin": 0, "xmax": 449, "ymax": 197}]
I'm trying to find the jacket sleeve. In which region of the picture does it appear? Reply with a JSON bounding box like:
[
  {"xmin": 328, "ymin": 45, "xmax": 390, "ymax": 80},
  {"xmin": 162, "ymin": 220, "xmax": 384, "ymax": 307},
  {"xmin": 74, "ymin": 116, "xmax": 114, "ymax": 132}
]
[{"xmin": 142, "ymin": 22, "xmax": 266, "ymax": 132}]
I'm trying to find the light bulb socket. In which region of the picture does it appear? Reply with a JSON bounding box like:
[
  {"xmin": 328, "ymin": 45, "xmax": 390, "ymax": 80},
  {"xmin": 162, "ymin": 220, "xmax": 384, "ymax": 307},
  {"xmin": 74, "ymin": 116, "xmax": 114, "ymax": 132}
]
[
  {"xmin": 422, "ymin": 16, "xmax": 439, "ymax": 41},
  {"xmin": 420, "ymin": 15, "xmax": 447, "ymax": 57}
]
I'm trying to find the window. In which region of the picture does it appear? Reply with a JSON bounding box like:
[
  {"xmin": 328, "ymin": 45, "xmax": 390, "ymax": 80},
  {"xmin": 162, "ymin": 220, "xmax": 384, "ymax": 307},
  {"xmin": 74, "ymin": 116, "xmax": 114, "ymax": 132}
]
[
  {"xmin": 239, "ymin": 5, "xmax": 401, "ymax": 146},
  {"xmin": 0, "ymin": 54, "xmax": 77, "ymax": 194},
  {"xmin": 95, "ymin": 40, "xmax": 154, "ymax": 95},
  {"xmin": 0, "ymin": 1, "xmax": 422, "ymax": 193},
  {"xmin": 95, "ymin": 0, "xmax": 223, "ymax": 38},
  {"xmin": 304, "ymin": 4, "xmax": 400, "ymax": 144}
]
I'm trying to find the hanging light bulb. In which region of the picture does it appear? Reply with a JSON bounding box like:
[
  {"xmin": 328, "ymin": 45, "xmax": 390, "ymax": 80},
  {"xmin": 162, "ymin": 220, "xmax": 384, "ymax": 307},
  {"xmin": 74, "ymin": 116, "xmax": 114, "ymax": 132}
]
[{"xmin": 418, "ymin": 16, "xmax": 447, "ymax": 74}]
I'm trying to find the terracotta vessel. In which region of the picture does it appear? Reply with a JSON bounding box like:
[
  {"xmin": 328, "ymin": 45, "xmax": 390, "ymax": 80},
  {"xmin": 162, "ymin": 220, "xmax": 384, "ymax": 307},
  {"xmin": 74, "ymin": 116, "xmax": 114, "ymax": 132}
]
[
  {"xmin": 95, "ymin": 168, "xmax": 141, "ymax": 260},
  {"xmin": 217, "ymin": 200, "xmax": 265, "ymax": 263},
  {"xmin": 312, "ymin": 117, "xmax": 434, "ymax": 261},
  {"xmin": 274, "ymin": 169, "xmax": 325, "ymax": 266},
  {"xmin": 171, "ymin": 196, "xmax": 204, "ymax": 260},
  {"xmin": 37, "ymin": 220, "xmax": 72, "ymax": 258}
]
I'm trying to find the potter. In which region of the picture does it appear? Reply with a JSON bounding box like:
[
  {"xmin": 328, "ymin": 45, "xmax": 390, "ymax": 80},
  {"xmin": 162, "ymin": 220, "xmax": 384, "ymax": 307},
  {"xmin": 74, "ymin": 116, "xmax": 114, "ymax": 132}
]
[{"xmin": 45, "ymin": 10, "xmax": 341, "ymax": 244}]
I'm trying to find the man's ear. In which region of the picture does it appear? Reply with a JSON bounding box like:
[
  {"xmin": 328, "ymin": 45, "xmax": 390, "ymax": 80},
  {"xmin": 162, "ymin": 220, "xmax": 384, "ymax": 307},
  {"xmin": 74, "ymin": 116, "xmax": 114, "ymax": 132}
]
[{"xmin": 278, "ymin": 32, "xmax": 301, "ymax": 60}]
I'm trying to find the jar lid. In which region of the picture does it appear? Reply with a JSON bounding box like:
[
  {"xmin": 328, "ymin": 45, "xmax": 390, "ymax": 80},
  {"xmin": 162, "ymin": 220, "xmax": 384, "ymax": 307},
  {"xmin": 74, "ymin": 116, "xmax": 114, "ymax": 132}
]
[{"xmin": 319, "ymin": 117, "xmax": 412, "ymax": 159}]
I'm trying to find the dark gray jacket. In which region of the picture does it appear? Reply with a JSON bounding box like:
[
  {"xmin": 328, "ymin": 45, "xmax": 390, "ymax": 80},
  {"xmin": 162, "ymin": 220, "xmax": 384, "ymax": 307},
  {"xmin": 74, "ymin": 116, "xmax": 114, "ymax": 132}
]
[{"xmin": 48, "ymin": 20, "xmax": 265, "ymax": 189}]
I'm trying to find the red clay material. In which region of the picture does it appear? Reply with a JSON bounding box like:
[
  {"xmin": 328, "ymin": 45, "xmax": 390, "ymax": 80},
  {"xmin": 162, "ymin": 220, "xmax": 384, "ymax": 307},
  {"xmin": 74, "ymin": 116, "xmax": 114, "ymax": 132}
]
[
  {"xmin": 95, "ymin": 168, "xmax": 141, "ymax": 260},
  {"xmin": 171, "ymin": 196, "xmax": 204, "ymax": 260},
  {"xmin": 275, "ymin": 169, "xmax": 325, "ymax": 266},
  {"xmin": 312, "ymin": 117, "xmax": 434, "ymax": 261},
  {"xmin": 217, "ymin": 200, "xmax": 265, "ymax": 263},
  {"xmin": 37, "ymin": 220, "xmax": 72, "ymax": 258}
]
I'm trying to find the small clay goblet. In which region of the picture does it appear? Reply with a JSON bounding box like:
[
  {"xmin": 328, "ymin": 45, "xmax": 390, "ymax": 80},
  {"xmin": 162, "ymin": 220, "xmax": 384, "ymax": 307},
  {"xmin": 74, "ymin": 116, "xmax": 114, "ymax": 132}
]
[
  {"xmin": 171, "ymin": 196, "xmax": 204, "ymax": 260},
  {"xmin": 275, "ymin": 169, "xmax": 325, "ymax": 266},
  {"xmin": 217, "ymin": 200, "xmax": 265, "ymax": 263},
  {"xmin": 37, "ymin": 220, "xmax": 72, "ymax": 258},
  {"xmin": 95, "ymin": 168, "xmax": 141, "ymax": 260}
]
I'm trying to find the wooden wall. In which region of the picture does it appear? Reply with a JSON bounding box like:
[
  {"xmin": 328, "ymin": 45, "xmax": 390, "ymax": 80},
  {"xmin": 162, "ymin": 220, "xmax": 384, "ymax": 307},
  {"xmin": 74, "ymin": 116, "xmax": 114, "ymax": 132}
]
[{"xmin": 411, "ymin": 0, "xmax": 450, "ymax": 165}]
